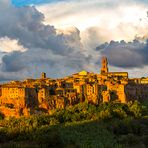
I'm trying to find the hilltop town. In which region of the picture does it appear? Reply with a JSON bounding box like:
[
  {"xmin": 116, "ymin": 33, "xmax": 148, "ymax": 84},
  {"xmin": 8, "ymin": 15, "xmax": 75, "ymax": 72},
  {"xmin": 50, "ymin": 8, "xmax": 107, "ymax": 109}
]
[{"xmin": 0, "ymin": 57, "xmax": 148, "ymax": 117}]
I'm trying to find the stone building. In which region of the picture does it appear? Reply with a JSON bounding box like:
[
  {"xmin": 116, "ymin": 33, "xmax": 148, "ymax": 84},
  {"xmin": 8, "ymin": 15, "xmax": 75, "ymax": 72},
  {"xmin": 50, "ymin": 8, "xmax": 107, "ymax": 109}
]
[
  {"xmin": 0, "ymin": 56, "xmax": 147, "ymax": 118},
  {"xmin": 0, "ymin": 85, "xmax": 38, "ymax": 117}
]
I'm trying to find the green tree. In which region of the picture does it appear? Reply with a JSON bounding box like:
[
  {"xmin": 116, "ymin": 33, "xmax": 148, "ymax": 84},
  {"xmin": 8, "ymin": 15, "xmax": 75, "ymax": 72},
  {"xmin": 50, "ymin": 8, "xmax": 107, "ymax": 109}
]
[{"xmin": 128, "ymin": 100, "xmax": 143, "ymax": 118}]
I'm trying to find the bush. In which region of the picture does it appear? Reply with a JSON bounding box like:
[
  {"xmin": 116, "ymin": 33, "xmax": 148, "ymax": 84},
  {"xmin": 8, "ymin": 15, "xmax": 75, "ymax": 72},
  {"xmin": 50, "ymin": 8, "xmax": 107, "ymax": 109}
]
[
  {"xmin": 0, "ymin": 101, "xmax": 147, "ymax": 147},
  {"xmin": 112, "ymin": 108, "xmax": 127, "ymax": 119},
  {"xmin": 128, "ymin": 101, "xmax": 144, "ymax": 118},
  {"xmin": 99, "ymin": 109, "xmax": 112, "ymax": 121}
]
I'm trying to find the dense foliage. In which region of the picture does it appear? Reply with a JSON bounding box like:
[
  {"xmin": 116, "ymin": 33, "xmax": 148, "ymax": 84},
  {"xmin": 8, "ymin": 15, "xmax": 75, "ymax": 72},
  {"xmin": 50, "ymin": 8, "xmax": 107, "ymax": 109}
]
[{"xmin": 0, "ymin": 101, "xmax": 147, "ymax": 147}]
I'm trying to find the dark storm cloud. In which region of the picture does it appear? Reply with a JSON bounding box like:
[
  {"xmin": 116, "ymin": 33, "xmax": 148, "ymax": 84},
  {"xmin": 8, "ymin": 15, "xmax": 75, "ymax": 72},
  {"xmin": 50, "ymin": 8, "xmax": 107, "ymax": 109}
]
[
  {"xmin": 0, "ymin": 2, "xmax": 79, "ymax": 55},
  {"xmin": 0, "ymin": 0, "xmax": 88, "ymax": 80},
  {"xmin": 96, "ymin": 39, "xmax": 148, "ymax": 68},
  {"xmin": 0, "ymin": 75, "xmax": 14, "ymax": 82},
  {"xmin": 2, "ymin": 51, "xmax": 25, "ymax": 72}
]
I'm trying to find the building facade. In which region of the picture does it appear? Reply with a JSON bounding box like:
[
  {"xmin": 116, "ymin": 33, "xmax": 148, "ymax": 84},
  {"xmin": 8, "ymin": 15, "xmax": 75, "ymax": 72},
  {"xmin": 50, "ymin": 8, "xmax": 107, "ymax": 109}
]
[{"xmin": 0, "ymin": 57, "xmax": 147, "ymax": 117}]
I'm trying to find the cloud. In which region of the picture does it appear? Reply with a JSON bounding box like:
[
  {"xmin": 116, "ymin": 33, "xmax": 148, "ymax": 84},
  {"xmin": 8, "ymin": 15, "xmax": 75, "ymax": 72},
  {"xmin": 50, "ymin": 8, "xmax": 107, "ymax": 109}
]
[
  {"xmin": 0, "ymin": 37, "xmax": 27, "ymax": 53},
  {"xmin": 37, "ymin": 0, "xmax": 148, "ymax": 30},
  {"xmin": 0, "ymin": 1, "xmax": 85, "ymax": 56},
  {"xmin": 37, "ymin": 0, "xmax": 148, "ymax": 50},
  {"xmin": 2, "ymin": 51, "xmax": 26, "ymax": 72},
  {"xmin": 0, "ymin": 0, "xmax": 91, "ymax": 81},
  {"xmin": 96, "ymin": 39, "xmax": 148, "ymax": 68}
]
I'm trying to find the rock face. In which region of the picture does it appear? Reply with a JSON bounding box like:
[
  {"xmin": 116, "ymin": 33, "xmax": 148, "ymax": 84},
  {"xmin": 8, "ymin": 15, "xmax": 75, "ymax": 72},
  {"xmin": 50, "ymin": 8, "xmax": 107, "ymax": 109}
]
[{"xmin": 0, "ymin": 57, "xmax": 147, "ymax": 118}]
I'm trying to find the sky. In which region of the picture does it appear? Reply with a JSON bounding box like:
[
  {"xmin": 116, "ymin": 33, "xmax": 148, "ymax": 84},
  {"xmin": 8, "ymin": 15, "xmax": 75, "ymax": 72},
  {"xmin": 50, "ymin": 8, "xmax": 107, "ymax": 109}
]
[
  {"xmin": 12, "ymin": 0, "xmax": 56, "ymax": 6},
  {"xmin": 0, "ymin": 0, "xmax": 148, "ymax": 81}
]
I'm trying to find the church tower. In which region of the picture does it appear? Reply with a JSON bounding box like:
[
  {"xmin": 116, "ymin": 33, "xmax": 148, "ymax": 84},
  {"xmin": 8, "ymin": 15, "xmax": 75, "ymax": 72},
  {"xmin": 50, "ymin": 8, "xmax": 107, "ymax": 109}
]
[
  {"xmin": 41, "ymin": 72, "xmax": 46, "ymax": 79},
  {"xmin": 100, "ymin": 56, "xmax": 108, "ymax": 74}
]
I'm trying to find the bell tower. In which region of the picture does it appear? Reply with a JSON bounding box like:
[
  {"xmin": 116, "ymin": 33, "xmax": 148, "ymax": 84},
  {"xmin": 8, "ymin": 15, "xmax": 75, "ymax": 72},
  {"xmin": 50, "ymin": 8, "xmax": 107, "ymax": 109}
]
[
  {"xmin": 101, "ymin": 56, "xmax": 108, "ymax": 74},
  {"xmin": 41, "ymin": 72, "xmax": 46, "ymax": 79}
]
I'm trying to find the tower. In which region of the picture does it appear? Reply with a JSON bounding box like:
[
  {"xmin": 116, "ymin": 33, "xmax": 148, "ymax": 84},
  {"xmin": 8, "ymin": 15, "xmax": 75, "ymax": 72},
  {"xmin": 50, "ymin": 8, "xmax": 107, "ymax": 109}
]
[
  {"xmin": 41, "ymin": 72, "xmax": 46, "ymax": 79},
  {"xmin": 100, "ymin": 56, "xmax": 108, "ymax": 74}
]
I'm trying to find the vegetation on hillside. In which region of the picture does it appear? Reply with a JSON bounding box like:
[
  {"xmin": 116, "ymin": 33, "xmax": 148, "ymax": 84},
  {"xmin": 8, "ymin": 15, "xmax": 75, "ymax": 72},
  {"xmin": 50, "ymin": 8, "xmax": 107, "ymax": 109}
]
[{"xmin": 0, "ymin": 100, "xmax": 147, "ymax": 148}]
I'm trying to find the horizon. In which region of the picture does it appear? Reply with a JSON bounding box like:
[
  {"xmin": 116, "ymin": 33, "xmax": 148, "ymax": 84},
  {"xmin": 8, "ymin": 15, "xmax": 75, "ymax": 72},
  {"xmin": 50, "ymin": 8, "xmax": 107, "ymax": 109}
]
[{"xmin": 0, "ymin": 61, "xmax": 147, "ymax": 84}]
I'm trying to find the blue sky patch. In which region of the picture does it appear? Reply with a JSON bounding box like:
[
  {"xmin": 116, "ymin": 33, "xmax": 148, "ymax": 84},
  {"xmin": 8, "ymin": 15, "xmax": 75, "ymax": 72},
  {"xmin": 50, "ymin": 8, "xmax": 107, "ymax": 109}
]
[{"xmin": 11, "ymin": 0, "xmax": 59, "ymax": 6}]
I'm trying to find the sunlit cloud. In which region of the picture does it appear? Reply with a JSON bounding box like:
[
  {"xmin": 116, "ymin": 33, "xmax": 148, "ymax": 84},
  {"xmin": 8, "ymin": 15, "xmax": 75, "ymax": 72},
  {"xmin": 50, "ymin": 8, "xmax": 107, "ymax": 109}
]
[
  {"xmin": 37, "ymin": 0, "xmax": 148, "ymax": 32},
  {"xmin": 0, "ymin": 37, "xmax": 27, "ymax": 53}
]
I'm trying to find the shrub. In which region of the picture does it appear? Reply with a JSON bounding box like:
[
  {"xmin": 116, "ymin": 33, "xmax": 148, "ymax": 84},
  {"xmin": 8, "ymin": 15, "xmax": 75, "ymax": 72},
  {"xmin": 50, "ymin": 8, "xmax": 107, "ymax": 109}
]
[
  {"xmin": 112, "ymin": 108, "xmax": 127, "ymax": 119},
  {"xmin": 128, "ymin": 101, "xmax": 143, "ymax": 118},
  {"xmin": 0, "ymin": 101, "xmax": 147, "ymax": 147},
  {"xmin": 99, "ymin": 109, "xmax": 112, "ymax": 121},
  {"xmin": 50, "ymin": 117, "xmax": 59, "ymax": 125}
]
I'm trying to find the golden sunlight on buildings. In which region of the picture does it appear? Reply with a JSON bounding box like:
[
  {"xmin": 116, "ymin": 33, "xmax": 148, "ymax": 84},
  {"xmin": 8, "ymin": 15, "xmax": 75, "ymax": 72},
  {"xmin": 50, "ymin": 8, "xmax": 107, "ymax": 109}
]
[{"xmin": 0, "ymin": 57, "xmax": 148, "ymax": 117}]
